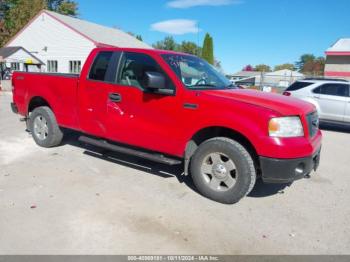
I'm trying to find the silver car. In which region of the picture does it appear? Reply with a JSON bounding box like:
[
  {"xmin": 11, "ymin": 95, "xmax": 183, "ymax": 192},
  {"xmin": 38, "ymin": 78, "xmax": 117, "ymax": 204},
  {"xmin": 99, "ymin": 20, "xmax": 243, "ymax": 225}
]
[{"xmin": 283, "ymin": 78, "xmax": 350, "ymax": 125}]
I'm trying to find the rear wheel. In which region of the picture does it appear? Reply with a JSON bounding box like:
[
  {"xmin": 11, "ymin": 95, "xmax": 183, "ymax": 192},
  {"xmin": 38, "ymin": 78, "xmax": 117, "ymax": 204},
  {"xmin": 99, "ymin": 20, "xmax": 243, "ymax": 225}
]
[
  {"xmin": 29, "ymin": 106, "xmax": 63, "ymax": 148},
  {"xmin": 190, "ymin": 137, "xmax": 256, "ymax": 204}
]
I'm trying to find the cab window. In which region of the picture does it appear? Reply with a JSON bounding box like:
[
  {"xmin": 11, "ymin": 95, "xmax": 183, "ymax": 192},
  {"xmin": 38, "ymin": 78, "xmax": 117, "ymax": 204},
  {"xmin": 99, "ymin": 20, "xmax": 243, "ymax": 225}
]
[
  {"xmin": 88, "ymin": 52, "xmax": 113, "ymax": 81},
  {"xmin": 117, "ymin": 52, "xmax": 174, "ymax": 90}
]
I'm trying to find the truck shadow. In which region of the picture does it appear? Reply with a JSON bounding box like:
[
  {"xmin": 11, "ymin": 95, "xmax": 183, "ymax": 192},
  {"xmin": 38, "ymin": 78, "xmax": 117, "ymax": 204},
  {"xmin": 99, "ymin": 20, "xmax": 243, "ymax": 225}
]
[
  {"xmin": 248, "ymin": 179, "xmax": 291, "ymax": 198},
  {"xmin": 61, "ymin": 130, "xmax": 291, "ymax": 199}
]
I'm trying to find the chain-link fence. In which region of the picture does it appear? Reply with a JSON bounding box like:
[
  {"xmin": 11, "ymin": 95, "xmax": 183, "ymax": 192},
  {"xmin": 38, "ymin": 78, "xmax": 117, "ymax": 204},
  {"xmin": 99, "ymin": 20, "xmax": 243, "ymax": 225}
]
[{"xmin": 228, "ymin": 71, "xmax": 337, "ymax": 93}]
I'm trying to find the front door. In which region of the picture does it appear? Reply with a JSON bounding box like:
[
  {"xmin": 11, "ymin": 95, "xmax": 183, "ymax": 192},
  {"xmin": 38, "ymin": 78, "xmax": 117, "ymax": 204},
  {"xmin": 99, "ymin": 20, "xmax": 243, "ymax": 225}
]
[{"xmin": 105, "ymin": 52, "xmax": 185, "ymax": 156}]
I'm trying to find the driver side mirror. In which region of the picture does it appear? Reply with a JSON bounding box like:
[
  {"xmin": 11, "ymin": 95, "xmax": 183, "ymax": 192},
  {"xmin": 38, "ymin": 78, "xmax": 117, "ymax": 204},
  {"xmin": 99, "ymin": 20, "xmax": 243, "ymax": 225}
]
[
  {"xmin": 144, "ymin": 71, "xmax": 174, "ymax": 95},
  {"xmin": 144, "ymin": 71, "xmax": 166, "ymax": 89}
]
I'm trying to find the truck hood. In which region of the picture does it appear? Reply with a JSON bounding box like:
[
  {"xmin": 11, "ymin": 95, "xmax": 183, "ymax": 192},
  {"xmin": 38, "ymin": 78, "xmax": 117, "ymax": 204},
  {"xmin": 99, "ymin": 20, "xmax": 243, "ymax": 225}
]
[{"xmin": 203, "ymin": 89, "xmax": 315, "ymax": 116}]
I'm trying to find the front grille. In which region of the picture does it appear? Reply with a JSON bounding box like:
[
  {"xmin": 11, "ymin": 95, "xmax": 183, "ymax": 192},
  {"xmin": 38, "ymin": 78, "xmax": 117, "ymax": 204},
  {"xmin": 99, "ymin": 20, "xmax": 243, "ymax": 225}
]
[{"xmin": 306, "ymin": 111, "xmax": 319, "ymax": 137}]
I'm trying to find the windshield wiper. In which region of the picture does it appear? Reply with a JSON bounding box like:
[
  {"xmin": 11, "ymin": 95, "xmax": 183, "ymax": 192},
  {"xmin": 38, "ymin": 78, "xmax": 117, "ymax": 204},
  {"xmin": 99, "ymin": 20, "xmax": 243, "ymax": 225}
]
[{"xmin": 225, "ymin": 83, "xmax": 236, "ymax": 89}]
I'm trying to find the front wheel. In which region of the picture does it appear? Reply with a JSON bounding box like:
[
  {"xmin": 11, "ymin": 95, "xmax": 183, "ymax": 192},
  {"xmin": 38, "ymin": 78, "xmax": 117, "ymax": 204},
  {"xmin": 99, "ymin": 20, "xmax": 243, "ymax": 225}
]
[
  {"xmin": 190, "ymin": 137, "xmax": 256, "ymax": 204},
  {"xmin": 29, "ymin": 106, "xmax": 63, "ymax": 148}
]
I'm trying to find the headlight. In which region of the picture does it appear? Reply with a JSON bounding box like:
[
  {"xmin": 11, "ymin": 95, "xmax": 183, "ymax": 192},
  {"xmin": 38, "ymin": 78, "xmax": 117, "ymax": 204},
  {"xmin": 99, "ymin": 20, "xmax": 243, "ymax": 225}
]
[{"xmin": 268, "ymin": 116, "xmax": 304, "ymax": 137}]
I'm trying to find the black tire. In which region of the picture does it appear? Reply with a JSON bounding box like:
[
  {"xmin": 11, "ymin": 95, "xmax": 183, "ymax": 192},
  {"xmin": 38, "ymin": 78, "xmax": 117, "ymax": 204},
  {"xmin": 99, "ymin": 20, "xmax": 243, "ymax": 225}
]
[
  {"xmin": 29, "ymin": 106, "xmax": 63, "ymax": 148},
  {"xmin": 190, "ymin": 137, "xmax": 256, "ymax": 204}
]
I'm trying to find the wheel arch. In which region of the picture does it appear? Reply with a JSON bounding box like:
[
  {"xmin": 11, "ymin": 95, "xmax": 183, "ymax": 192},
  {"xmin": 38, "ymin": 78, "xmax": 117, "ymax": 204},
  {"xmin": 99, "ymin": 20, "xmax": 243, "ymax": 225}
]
[
  {"xmin": 184, "ymin": 126, "xmax": 260, "ymax": 175},
  {"xmin": 28, "ymin": 96, "xmax": 52, "ymax": 114}
]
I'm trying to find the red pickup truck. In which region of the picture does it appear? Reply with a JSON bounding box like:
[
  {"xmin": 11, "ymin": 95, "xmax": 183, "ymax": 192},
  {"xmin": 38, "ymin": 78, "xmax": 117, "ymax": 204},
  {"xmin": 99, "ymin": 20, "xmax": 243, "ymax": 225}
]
[{"xmin": 11, "ymin": 47, "xmax": 322, "ymax": 204}]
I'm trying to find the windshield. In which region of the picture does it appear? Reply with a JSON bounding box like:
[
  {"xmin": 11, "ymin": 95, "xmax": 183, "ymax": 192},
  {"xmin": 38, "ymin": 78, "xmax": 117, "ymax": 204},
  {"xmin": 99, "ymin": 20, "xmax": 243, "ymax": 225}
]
[{"xmin": 161, "ymin": 54, "xmax": 234, "ymax": 90}]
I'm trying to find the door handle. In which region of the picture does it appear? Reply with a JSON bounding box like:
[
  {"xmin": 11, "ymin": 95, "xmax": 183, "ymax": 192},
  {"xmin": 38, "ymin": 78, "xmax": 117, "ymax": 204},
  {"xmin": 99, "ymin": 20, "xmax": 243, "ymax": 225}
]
[{"xmin": 109, "ymin": 93, "xmax": 121, "ymax": 102}]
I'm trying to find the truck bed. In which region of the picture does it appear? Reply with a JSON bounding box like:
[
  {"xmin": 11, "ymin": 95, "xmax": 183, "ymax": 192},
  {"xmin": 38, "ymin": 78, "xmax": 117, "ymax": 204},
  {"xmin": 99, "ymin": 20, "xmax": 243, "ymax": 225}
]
[{"xmin": 12, "ymin": 71, "xmax": 81, "ymax": 130}]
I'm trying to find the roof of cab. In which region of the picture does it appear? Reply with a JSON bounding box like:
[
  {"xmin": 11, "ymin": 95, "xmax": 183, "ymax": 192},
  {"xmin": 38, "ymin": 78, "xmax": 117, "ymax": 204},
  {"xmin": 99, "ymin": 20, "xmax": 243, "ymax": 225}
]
[{"xmin": 93, "ymin": 47, "xmax": 196, "ymax": 56}]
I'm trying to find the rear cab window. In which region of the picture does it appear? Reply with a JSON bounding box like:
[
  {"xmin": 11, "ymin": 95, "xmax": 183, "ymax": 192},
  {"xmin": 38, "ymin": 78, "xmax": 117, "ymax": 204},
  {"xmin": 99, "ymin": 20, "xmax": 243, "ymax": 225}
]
[
  {"xmin": 285, "ymin": 81, "xmax": 313, "ymax": 91},
  {"xmin": 88, "ymin": 51, "xmax": 121, "ymax": 83}
]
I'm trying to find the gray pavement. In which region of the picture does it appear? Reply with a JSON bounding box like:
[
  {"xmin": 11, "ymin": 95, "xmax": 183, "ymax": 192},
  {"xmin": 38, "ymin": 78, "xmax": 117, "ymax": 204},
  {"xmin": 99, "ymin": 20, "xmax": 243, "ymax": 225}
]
[{"xmin": 0, "ymin": 91, "xmax": 349, "ymax": 255}]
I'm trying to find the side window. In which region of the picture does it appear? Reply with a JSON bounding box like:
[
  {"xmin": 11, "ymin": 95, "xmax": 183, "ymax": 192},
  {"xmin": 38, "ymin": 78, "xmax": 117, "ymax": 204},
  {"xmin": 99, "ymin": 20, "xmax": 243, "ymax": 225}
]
[
  {"xmin": 118, "ymin": 52, "xmax": 174, "ymax": 90},
  {"xmin": 313, "ymin": 86, "xmax": 321, "ymax": 94},
  {"xmin": 315, "ymin": 84, "xmax": 350, "ymax": 97},
  {"xmin": 286, "ymin": 81, "xmax": 313, "ymax": 91},
  {"xmin": 88, "ymin": 52, "xmax": 113, "ymax": 81}
]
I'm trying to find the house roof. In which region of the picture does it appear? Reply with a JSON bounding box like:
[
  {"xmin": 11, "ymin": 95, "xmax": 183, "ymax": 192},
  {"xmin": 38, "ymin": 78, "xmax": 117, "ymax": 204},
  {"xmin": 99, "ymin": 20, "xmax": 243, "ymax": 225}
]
[
  {"xmin": 44, "ymin": 10, "xmax": 151, "ymax": 49},
  {"xmin": 231, "ymin": 71, "xmax": 261, "ymax": 77},
  {"xmin": 265, "ymin": 69, "xmax": 303, "ymax": 77},
  {"xmin": 326, "ymin": 38, "xmax": 350, "ymax": 55},
  {"xmin": 0, "ymin": 46, "xmax": 44, "ymax": 64},
  {"xmin": 0, "ymin": 46, "xmax": 22, "ymax": 58}
]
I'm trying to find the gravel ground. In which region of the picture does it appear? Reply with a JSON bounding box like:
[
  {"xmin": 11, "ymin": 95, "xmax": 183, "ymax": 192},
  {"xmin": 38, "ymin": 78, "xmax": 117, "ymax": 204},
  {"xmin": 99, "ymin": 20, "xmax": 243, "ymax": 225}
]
[{"xmin": 0, "ymin": 91, "xmax": 349, "ymax": 255}]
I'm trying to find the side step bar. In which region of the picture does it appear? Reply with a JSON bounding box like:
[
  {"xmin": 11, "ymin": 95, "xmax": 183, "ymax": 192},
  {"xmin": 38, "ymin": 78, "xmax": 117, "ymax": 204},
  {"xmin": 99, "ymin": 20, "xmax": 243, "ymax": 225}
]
[{"xmin": 78, "ymin": 135, "xmax": 182, "ymax": 166}]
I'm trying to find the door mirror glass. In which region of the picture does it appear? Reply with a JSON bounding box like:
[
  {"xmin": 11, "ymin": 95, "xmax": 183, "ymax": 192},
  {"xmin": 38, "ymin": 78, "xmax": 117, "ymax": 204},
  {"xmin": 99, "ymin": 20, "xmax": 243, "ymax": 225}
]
[{"xmin": 144, "ymin": 71, "xmax": 166, "ymax": 89}]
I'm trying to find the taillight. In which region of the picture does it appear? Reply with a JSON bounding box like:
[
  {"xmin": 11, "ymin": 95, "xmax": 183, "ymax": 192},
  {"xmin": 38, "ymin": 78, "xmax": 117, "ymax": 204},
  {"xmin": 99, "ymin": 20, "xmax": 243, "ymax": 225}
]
[{"xmin": 283, "ymin": 91, "xmax": 291, "ymax": 96}]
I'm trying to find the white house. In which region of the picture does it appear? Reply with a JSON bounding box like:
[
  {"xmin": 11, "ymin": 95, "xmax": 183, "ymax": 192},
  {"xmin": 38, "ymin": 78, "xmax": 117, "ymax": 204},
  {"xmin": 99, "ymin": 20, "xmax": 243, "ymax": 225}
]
[
  {"xmin": 0, "ymin": 46, "xmax": 44, "ymax": 73},
  {"xmin": 5, "ymin": 10, "xmax": 151, "ymax": 74}
]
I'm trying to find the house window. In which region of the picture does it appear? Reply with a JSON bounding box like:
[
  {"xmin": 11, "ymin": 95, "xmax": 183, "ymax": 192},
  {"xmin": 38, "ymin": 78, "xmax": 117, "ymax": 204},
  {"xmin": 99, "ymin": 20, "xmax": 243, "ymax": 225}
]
[
  {"xmin": 10, "ymin": 62, "xmax": 20, "ymax": 71},
  {"xmin": 47, "ymin": 60, "xmax": 58, "ymax": 73},
  {"xmin": 69, "ymin": 60, "xmax": 81, "ymax": 74}
]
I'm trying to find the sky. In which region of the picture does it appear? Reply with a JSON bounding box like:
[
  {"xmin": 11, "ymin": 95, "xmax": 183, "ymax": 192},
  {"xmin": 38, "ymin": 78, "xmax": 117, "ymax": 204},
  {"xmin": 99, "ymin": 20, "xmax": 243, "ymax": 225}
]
[{"xmin": 76, "ymin": 0, "xmax": 350, "ymax": 73}]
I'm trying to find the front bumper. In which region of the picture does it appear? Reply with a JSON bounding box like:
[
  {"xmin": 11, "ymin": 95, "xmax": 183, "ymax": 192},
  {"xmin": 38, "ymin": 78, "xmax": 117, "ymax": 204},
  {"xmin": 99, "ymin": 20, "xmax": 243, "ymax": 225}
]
[
  {"xmin": 11, "ymin": 102, "xmax": 18, "ymax": 114},
  {"xmin": 260, "ymin": 147, "xmax": 321, "ymax": 183}
]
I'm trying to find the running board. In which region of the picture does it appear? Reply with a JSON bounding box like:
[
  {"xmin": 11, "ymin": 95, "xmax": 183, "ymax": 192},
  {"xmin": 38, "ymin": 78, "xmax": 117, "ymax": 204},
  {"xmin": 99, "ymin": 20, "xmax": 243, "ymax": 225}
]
[{"xmin": 78, "ymin": 136, "xmax": 182, "ymax": 166}]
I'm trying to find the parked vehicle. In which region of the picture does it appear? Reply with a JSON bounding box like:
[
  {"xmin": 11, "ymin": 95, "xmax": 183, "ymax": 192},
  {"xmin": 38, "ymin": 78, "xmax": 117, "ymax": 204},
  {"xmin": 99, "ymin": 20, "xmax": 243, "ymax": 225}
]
[
  {"xmin": 0, "ymin": 64, "xmax": 11, "ymax": 80},
  {"xmin": 11, "ymin": 48, "xmax": 322, "ymax": 204},
  {"xmin": 283, "ymin": 78, "xmax": 350, "ymax": 125}
]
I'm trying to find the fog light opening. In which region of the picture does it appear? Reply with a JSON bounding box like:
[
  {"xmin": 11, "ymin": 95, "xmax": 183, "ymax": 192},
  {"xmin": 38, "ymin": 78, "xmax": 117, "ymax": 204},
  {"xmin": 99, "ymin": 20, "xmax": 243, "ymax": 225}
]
[{"xmin": 295, "ymin": 163, "xmax": 305, "ymax": 176}]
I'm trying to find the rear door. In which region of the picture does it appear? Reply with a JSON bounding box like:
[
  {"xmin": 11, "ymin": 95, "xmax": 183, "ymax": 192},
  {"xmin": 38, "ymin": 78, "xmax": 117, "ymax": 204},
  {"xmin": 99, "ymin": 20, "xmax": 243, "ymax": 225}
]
[
  {"xmin": 313, "ymin": 83, "xmax": 349, "ymax": 122},
  {"xmin": 79, "ymin": 51, "xmax": 121, "ymax": 137}
]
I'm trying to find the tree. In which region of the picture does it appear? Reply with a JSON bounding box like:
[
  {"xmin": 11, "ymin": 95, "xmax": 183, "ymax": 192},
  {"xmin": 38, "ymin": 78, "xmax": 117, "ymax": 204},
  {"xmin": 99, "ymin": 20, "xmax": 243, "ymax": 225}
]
[
  {"xmin": 56, "ymin": 0, "xmax": 77, "ymax": 16},
  {"xmin": 0, "ymin": 0, "xmax": 46, "ymax": 46},
  {"xmin": 254, "ymin": 64, "xmax": 271, "ymax": 72},
  {"xmin": 296, "ymin": 54, "xmax": 325, "ymax": 75},
  {"xmin": 202, "ymin": 33, "xmax": 214, "ymax": 65},
  {"xmin": 313, "ymin": 57, "xmax": 325, "ymax": 75},
  {"xmin": 303, "ymin": 57, "xmax": 325, "ymax": 75},
  {"xmin": 295, "ymin": 54, "xmax": 315, "ymax": 72},
  {"xmin": 0, "ymin": 0, "xmax": 78, "ymax": 47},
  {"xmin": 274, "ymin": 63, "xmax": 295, "ymax": 71},
  {"xmin": 127, "ymin": 32, "xmax": 143, "ymax": 42},
  {"xmin": 179, "ymin": 41, "xmax": 201, "ymax": 55},
  {"xmin": 243, "ymin": 65, "xmax": 254, "ymax": 71},
  {"xmin": 152, "ymin": 36, "xmax": 178, "ymax": 51},
  {"xmin": 136, "ymin": 35, "xmax": 143, "ymax": 41},
  {"xmin": 214, "ymin": 59, "xmax": 224, "ymax": 74}
]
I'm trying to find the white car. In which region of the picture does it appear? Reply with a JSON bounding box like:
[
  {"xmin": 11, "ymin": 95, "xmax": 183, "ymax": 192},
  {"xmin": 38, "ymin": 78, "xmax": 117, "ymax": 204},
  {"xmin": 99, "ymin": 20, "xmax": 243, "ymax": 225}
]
[{"xmin": 283, "ymin": 78, "xmax": 350, "ymax": 125}]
